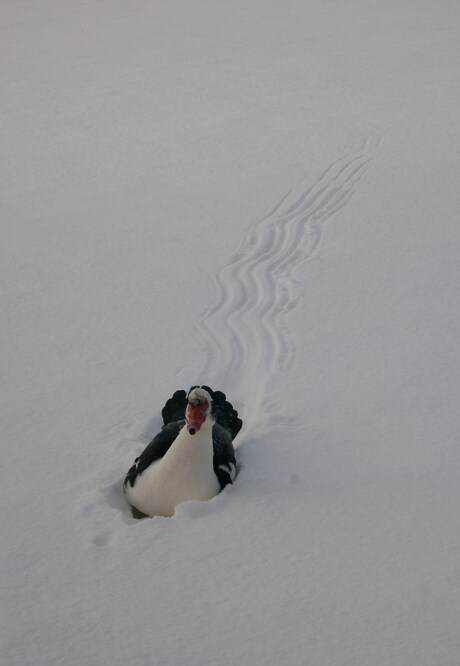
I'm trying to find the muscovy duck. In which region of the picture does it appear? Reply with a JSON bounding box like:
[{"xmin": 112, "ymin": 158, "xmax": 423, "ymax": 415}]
[{"xmin": 124, "ymin": 386, "xmax": 242, "ymax": 517}]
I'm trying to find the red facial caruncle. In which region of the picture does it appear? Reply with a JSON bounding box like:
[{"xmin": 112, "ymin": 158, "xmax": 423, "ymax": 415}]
[{"xmin": 186, "ymin": 400, "xmax": 208, "ymax": 435}]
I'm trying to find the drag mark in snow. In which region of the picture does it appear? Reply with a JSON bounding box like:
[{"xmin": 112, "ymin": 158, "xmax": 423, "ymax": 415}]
[{"xmin": 196, "ymin": 146, "xmax": 376, "ymax": 426}]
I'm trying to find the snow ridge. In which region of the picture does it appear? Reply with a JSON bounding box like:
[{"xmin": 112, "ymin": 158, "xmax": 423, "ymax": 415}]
[{"xmin": 197, "ymin": 145, "xmax": 376, "ymax": 427}]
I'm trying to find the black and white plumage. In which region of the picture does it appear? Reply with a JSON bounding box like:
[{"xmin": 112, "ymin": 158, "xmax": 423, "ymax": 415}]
[{"xmin": 124, "ymin": 386, "xmax": 242, "ymax": 517}]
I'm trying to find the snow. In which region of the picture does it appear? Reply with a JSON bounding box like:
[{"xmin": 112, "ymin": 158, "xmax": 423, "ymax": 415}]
[{"xmin": 2, "ymin": 1, "xmax": 460, "ymax": 664}]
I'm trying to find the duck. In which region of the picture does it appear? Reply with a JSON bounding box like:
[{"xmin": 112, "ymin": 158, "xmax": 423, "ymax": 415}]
[{"xmin": 124, "ymin": 386, "xmax": 242, "ymax": 517}]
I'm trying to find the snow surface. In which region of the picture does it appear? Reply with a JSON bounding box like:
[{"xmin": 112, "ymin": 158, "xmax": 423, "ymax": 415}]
[{"xmin": 2, "ymin": 1, "xmax": 460, "ymax": 664}]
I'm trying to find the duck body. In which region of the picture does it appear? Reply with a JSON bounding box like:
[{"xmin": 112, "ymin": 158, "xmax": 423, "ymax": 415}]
[{"xmin": 124, "ymin": 386, "xmax": 242, "ymax": 517}]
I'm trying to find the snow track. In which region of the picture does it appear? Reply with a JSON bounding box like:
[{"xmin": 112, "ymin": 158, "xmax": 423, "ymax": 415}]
[{"xmin": 197, "ymin": 146, "xmax": 376, "ymax": 426}]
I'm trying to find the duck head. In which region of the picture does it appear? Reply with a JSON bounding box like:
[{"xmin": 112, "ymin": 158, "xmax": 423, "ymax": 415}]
[{"xmin": 186, "ymin": 387, "xmax": 213, "ymax": 435}]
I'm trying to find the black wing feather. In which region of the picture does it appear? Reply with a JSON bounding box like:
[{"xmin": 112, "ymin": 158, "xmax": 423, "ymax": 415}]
[
  {"xmin": 212, "ymin": 423, "xmax": 237, "ymax": 490},
  {"xmin": 123, "ymin": 421, "xmax": 183, "ymax": 488}
]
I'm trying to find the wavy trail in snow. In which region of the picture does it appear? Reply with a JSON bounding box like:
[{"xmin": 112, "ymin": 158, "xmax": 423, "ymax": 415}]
[{"xmin": 195, "ymin": 145, "xmax": 377, "ymax": 431}]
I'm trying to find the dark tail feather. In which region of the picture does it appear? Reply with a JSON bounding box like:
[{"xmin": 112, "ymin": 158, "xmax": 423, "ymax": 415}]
[
  {"xmin": 161, "ymin": 390, "xmax": 187, "ymax": 425},
  {"xmin": 201, "ymin": 386, "xmax": 243, "ymax": 441}
]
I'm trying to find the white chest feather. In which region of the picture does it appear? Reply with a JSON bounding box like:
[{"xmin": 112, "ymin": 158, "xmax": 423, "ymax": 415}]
[{"xmin": 125, "ymin": 424, "xmax": 220, "ymax": 517}]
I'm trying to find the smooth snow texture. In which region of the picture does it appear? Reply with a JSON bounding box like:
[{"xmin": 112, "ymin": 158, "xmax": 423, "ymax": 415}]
[{"xmin": 2, "ymin": 1, "xmax": 460, "ymax": 665}]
